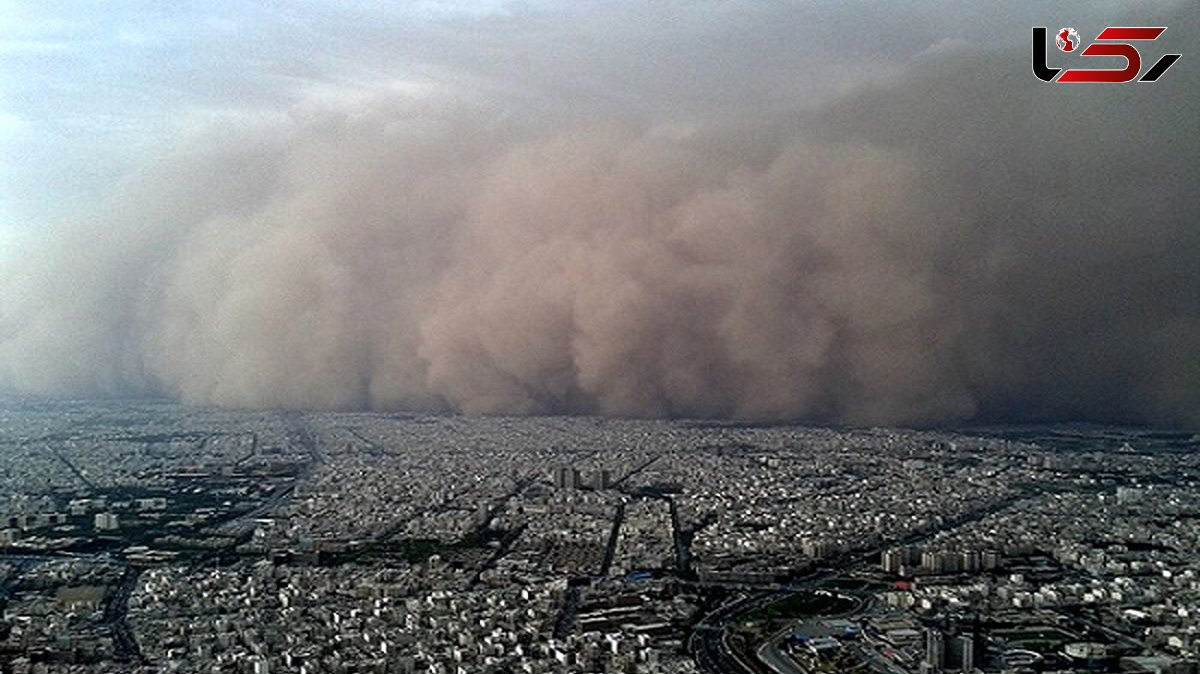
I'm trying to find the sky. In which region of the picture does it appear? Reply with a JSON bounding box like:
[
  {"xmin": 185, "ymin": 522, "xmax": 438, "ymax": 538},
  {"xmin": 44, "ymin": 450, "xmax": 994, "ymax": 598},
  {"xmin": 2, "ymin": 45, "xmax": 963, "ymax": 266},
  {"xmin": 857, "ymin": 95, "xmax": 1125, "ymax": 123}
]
[
  {"xmin": 2, "ymin": 0, "xmax": 1179, "ymax": 227},
  {"xmin": 0, "ymin": 0, "xmax": 1196, "ymax": 427}
]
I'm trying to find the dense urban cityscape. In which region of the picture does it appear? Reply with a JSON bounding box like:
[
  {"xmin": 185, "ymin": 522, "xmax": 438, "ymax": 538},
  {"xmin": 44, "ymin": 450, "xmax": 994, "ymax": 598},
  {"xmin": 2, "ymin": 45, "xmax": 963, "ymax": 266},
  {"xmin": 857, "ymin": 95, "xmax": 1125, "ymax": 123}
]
[{"xmin": 0, "ymin": 397, "xmax": 1197, "ymax": 673}]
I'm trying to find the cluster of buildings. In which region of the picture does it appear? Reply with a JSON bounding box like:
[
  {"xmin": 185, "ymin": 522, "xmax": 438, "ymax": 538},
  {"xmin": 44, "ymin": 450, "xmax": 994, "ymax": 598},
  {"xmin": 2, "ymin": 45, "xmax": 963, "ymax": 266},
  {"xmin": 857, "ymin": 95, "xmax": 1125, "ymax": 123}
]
[
  {"xmin": 0, "ymin": 559, "xmax": 123, "ymax": 666},
  {"xmin": 1, "ymin": 399, "xmax": 1199, "ymax": 674},
  {"xmin": 126, "ymin": 562, "xmax": 695, "ymax": 673}
]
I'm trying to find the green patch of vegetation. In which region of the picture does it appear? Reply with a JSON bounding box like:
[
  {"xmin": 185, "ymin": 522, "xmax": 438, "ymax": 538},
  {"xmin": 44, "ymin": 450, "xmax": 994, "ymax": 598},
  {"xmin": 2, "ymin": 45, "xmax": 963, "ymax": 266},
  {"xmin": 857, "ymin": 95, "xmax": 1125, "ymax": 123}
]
[
  {"xmin": 820, "ymin": 577, "xmax": 888, "ymax": 593},
  {"xmin": 995, "ymin": 626, "xmax": 1077, "ymax": 653},
  {"xmin": 396, "ymin": 538, "xmax": 443, "ymax": 563},
  {"xmin": 452, "ymin": 527, "xmax": 507, "ymax": 549},
  {"xmin": 362, "ymin": 537, "xmax": 444, "ymax": 563},
  {"xmin": 744, "ymin": 591, "xmax": 854, "ymax": 623}
]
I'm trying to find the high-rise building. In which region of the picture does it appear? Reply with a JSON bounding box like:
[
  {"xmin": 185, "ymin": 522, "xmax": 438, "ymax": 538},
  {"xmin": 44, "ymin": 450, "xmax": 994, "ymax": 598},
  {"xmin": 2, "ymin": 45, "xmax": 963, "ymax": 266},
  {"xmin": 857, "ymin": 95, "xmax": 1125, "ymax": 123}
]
[
  {"xmin": 925, "ymin": 628, "xmax": 945, "ymax": 671},
  {"xmin": 959, "ymin": 634, "xmax": 976, "ymax": 672},
  {"xmin": 93, "ymin": 512, "xmax": 119, "ymax": 531},
  {"xmin": 553, "ymin": 466, "xmax": 579, "ymax": 489}
]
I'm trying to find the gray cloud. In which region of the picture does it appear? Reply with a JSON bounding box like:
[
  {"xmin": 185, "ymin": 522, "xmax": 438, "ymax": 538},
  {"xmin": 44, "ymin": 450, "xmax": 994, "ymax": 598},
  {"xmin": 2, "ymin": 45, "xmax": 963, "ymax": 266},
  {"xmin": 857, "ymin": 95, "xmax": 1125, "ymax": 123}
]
[{"xmin": 0, "ymin": 2, "xmax": 1196, "ymax": 427}]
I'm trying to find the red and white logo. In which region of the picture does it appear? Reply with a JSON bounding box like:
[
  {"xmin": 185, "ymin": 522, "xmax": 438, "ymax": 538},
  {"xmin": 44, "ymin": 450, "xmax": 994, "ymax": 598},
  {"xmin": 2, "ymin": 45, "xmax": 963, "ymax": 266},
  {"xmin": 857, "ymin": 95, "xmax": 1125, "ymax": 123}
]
[
  {"xmin": 1055, "ymin": 27, "xmax": 1080, "ymax": 52},
  {"xmin": 1033, "ymin": 26, "xmax": 1181, "ymax": 83}
]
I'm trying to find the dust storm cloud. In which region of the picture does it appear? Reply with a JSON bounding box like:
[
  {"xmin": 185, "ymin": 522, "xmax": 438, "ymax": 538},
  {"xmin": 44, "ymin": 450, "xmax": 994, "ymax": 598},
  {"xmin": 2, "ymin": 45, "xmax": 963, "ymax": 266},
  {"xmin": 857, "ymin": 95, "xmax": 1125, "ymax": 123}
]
[{"xmin": 0, "ymin": 3, "xmax": 1196, "ymax": 427}]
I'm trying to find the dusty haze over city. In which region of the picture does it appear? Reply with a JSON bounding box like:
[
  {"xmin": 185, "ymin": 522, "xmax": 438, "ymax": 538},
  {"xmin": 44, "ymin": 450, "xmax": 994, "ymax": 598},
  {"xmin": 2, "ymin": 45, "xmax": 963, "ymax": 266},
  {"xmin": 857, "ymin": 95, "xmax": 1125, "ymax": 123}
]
[{"xmin": 0, "ymin": 1, "xmax": 1196, "ymax": 427}]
